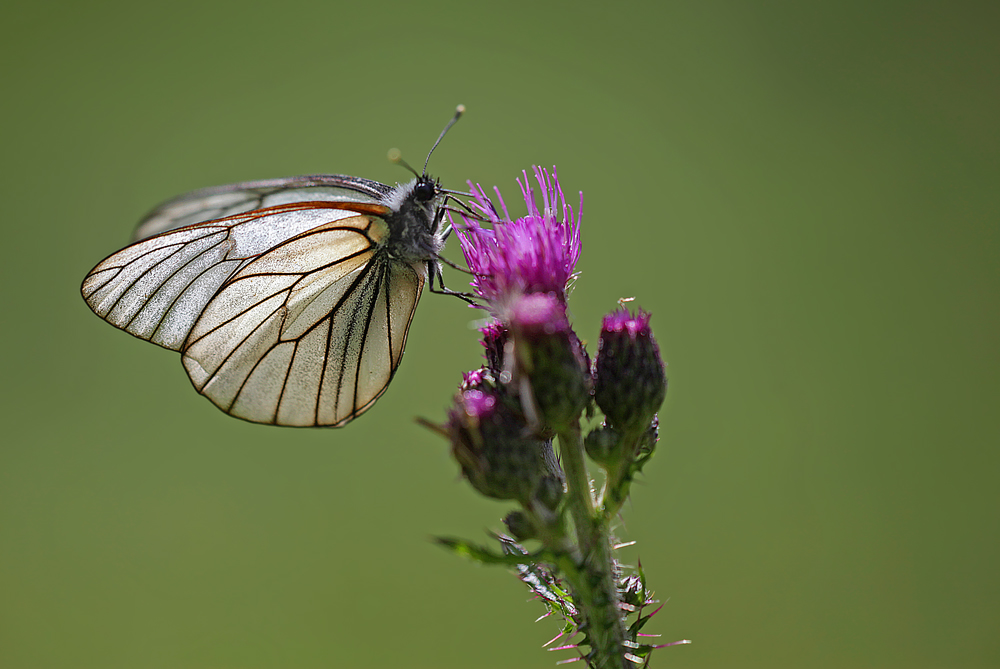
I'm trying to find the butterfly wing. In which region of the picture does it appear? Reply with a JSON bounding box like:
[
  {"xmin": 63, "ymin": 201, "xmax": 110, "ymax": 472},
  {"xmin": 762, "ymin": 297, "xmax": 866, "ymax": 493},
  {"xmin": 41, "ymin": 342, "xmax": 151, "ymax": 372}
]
[
  {"xmin": 181, "ymin": 216, "xmax": 425, "ymax": 426},
  {"xmin": 82, "ymin": 201, "xmax": 379, "ymax": 351},
  {"xmin": 84, "ymin": 174, "xmax": 436, "ymax": 427},
  {"xmin": 132, "ymin": 174, "xmax": 394, "ymax": 241}
]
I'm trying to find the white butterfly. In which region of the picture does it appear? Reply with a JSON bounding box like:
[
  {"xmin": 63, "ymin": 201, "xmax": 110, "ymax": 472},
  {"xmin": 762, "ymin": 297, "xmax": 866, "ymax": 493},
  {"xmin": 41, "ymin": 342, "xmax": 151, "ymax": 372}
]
[{"xmin": 82, "ymin": 108, "xmax": 469, "ymax": 427}]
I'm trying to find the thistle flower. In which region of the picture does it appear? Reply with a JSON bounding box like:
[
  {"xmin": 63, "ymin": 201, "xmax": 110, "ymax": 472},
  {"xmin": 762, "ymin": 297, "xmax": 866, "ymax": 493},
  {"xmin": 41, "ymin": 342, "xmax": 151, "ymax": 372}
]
[
  {"xmin": 455, "ymin": 166, "xmax": 582, "ymax": 315},
  {"xmin": 455, "ymin": 168, "xmax": 590, "ymax": 431},
  {"xmin": 445, "ymin": 388, "xmax": 562, "ymax": 505},
  {"xmin": 593, "ymin": 307, "xmax": 667, "ymax": 434},
  {"xmin": 431, "ymin": 168, "xmax": 686, "ymax": 667}
]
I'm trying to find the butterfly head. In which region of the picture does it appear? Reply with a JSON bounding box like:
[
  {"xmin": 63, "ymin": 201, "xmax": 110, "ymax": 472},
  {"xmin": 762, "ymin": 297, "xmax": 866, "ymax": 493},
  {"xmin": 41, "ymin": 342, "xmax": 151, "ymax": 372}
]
[
  {"xmin": 383, "ymin": 106, "xmax": 464, "ymax": 262},
  {"xmin": 412, "ymin": 175, "xmax": 438, "ymax": 203},
  {"xmin": 384, "ymin": 175, "xmax": 446, "ymax": 262}
]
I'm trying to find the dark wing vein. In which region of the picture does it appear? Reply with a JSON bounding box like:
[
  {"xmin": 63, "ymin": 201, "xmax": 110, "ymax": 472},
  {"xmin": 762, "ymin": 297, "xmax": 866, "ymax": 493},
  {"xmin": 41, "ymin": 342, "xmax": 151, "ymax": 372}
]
[
  {"xmin": 317, "ymin": 255, "xmax": 383, "ymax": 425},
  {"xmin": 122, "ymin": 236, "xmax": 230, "ymax": 330},
  {"xmin": 234, "ymin": 245, "xmax": 372, "ymax": 280},
  {"xmin": 273, "ymin": 339, "xmax": 299, "ymax": 425},
  {"xmin": 191, "ymin": 246, "xmax": 384, "ymax": 426},
  {"xmin": 182, "ymin": 227, "xmax": 375, "ymax": 349},
  {"xmin": 101, "ymin": 241, "xmax": 194, "ymax": 317},
  {"xmin": 385, "ymin": 266, "xmax": 396, "ymax": 369},
  {"xmin": 350, "ymin": 258, "xmax": 389, "ymax": 419},
  {"xmin": 83, "ymin": 239, "xmax": 188, "ymax": 304},
  {"xmin": 221, "ymin": 299, "xmax": 289, "ymax": 413},
  {"xmin": 147, "ymin": 257, "xmax": 253, "ymax": 346},
  {"xmin": 183, "ymin": 282, "xmax": 289, "ymax": 349}
]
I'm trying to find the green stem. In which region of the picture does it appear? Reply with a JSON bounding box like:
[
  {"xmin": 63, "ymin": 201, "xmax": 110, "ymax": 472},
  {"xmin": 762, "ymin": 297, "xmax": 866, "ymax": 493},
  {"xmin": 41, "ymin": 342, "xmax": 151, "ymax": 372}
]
[
  {"xmin": 557, "ymin": 421, "xmax": 628, "ymax": 669},
  {"xmin": 598, "ymin": 432, "xmax": 641, "ymax": 520}
]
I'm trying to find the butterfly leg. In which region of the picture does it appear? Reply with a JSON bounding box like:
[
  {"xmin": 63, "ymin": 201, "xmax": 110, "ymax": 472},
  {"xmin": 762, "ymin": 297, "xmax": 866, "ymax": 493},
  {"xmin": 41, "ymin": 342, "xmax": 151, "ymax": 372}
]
[
  {"xmin": 440, "ymin": 197, "xmax": 486, "ymax": 242},
  {"xmin": 439, "ymin": 254, "xmax": 474, "ymax": 275},
  {"xmin": 428, "ymin": 260, "xmax": 479, "ymax": 306}
]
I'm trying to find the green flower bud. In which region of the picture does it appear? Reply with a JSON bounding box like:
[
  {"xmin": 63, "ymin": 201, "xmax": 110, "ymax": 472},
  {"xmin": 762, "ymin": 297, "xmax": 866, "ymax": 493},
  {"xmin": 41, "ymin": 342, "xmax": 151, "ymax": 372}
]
[
  {"xmin": 593, "ymin": 307, "xmax": 667, "ymax": 433},
  {"xmin": 446, "ymin": 388, "xmax": 561, "ymax": 505},
  {"xmin": 584, "ymin": 424, "xmax": 623, "ymax": 466},
  {"xmin": 510, "ymin": 293, "xmax": 592, "ymax": 432},
  {"xmin": 503, "ymin": 511, "xmax": 537, "ymax": 541},
  {"xmin": 534, "ymin": 473, "xmax": 566, "ymax": 515}
]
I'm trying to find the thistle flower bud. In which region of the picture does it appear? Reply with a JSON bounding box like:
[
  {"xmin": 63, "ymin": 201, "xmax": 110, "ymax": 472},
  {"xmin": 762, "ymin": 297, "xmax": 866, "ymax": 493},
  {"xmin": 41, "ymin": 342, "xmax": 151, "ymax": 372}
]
[
  {"xmin": 534, "ymin": 473, "xmax": 566, "ymax": 515},
  {"xmin": 584, "ymin": 424, "xmax": 623, "ymax": 466},
  {"xmin": 503, "ymin": 510, "xmax": 537, "ymax": 541},
  {"xmin": 509, "ymin": 293, "xmax": 592, "ymax": 432},
  {"xmin": 593, "ymin": 307, "xmax": 667, "ymax": 433},
  {"xmin": 446, "ymin": 388, "xmax": 562, "ymax": 504},
  {"xmin": 460, "ymin": 367, "xmax": 495, "ymax": 392},
  {"xmin": 480, "ymin": 320, "xmax": 508, "ymax": 376}
]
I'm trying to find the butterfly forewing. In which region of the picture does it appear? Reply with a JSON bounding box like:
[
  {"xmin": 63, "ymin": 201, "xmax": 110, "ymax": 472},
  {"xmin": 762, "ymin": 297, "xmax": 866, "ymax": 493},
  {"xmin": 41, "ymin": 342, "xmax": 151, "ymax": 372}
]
[
  {"xmin": 133, "ymin": 176, "xmax": 394, "ymax": 241},
  {"xmin": 82, "ymin": 203, "xmax": 371, "ymax": 352}
]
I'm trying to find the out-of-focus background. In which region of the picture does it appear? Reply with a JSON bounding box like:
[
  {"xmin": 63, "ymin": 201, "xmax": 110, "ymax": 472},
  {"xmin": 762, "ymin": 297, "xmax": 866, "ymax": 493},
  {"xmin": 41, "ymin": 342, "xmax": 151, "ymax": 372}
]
[{"xmin": 2, "ymin": 2, "xmax": 997, "ymax": 667}]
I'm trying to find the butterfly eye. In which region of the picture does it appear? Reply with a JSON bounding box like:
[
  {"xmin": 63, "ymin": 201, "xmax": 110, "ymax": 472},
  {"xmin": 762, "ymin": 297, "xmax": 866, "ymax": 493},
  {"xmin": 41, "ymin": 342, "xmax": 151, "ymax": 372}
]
[{"xmin": 414, "ymin": 180, "xmax": 436, "ymax": 202}]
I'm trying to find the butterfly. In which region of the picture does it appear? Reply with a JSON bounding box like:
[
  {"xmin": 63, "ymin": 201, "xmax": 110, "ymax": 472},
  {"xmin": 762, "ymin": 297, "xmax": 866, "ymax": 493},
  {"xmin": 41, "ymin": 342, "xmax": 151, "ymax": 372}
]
[{"xmin": 81, "ymin": 106, "xmax": 471, "ymax": 427}]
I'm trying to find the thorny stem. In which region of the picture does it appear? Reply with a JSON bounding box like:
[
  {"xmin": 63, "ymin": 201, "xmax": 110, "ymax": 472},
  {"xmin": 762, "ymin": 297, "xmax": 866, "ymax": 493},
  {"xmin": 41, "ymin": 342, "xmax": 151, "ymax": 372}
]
[{"xmin": 557, "ymin": 421, "xmax": 629, "ymax": 669}]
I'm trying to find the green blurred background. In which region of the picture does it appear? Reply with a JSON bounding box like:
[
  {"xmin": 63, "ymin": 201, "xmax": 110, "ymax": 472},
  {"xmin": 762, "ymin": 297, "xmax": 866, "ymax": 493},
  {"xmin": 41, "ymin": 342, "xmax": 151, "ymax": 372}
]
[{"xmin": 2, "ymin": 1, "xmax": 997, "ymax": 667}]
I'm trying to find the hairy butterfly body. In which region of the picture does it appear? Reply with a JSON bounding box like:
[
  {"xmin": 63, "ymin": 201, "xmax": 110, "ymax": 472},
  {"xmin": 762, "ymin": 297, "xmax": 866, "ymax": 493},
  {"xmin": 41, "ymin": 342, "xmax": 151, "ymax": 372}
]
[{"xmin": 82, "ymin": 110, "xmax": 463, "ymax": 427}]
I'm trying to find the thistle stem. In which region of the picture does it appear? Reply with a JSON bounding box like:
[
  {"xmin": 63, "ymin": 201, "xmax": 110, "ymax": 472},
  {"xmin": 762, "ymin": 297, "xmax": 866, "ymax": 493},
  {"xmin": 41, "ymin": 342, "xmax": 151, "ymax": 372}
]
[
  {"xmin": 557, "ymin": 421, "xmax": 628, "ymax": 669},
  {"xmin": 598, "ymin": 432, "xmax": 640, "ymax": 520}
]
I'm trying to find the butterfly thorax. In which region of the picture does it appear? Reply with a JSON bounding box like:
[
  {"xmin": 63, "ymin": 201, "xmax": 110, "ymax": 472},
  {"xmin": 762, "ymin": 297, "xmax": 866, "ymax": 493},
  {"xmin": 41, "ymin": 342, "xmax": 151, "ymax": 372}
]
[{"xmin": 383, "ymin": 177, "xmax": 446, "ymax": 263}]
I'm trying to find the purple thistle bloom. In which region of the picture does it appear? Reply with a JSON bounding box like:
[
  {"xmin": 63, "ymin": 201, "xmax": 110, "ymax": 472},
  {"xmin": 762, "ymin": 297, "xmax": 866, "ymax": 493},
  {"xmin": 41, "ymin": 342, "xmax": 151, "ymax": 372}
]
[
  {"xmin": 601, "ymin": 307, "xmax": 654, "ymax": 338},
  {"xmin": 460, "ymin": 367, "xmax": 493, "ymax": 392},
  {"xmin": 455, "ymin": 166, "xmax": 582, "ymax": 315},
  {"xmin": 509, "ymin": 292, "xmax": 570, "ymax": 336},
  {"xmin": 479, "ymin": 320, "xmax": 508, "ymax": 375}
]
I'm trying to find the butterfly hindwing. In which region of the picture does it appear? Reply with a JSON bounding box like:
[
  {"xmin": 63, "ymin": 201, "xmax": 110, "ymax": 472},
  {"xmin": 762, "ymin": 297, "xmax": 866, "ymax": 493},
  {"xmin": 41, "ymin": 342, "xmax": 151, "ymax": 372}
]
[
  {"xmin": 319, "ymin": 257, "xmax": 424, "ymax": 426},
  {"xmin": 178, "ymin": 213, "xmax": 425, "ymax": 427}
]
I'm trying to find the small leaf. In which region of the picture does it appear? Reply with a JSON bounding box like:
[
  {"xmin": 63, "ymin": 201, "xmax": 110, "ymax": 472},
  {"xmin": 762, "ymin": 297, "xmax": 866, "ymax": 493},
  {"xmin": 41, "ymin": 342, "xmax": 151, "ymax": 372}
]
[{"xmin": 434, "ymin": 537, "xmax": 551, "ymax": 567}]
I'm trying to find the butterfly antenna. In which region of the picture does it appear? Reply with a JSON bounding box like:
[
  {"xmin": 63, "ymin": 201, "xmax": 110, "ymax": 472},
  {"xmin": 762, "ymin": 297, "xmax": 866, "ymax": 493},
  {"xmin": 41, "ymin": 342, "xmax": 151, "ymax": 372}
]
[
  {"xmin": 423, "ymin": 104, "xmax": 465, "ymax": 175},
  {"xmin": 387, "ymin": 148, "xmax": 420, "ymax": 178}
]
